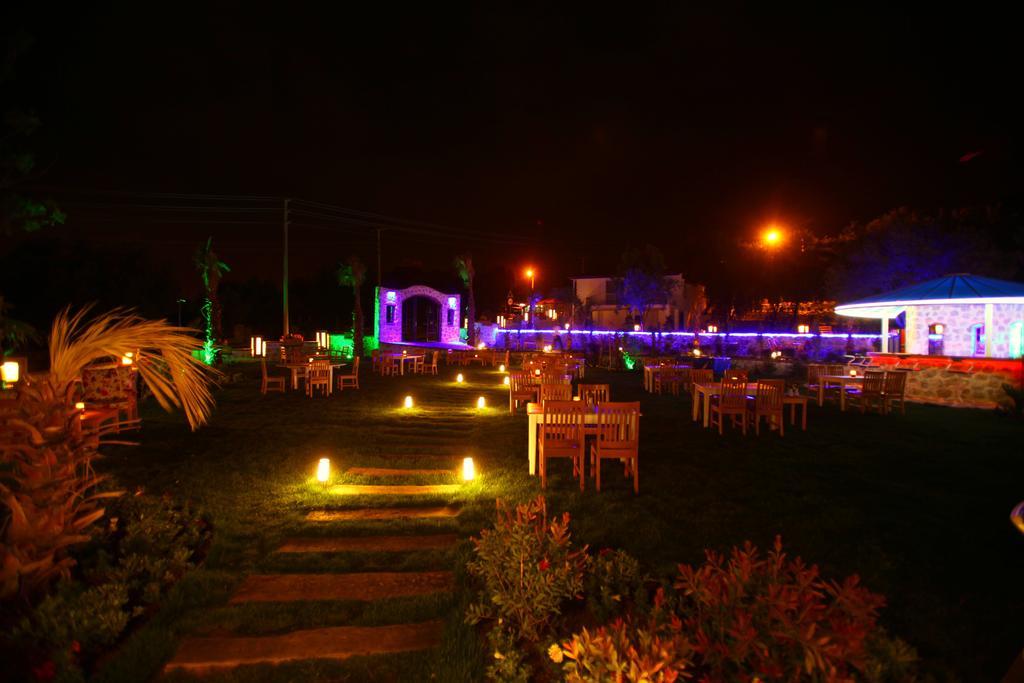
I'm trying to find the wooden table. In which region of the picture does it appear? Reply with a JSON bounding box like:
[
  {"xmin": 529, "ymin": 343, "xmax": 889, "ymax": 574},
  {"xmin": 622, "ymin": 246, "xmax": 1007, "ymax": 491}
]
[
  {"xmin": 691, "ymin": 382, "xmax": 758, "ymax": 428},
  {"xmin": 819, "ymin": 374, "xmax": 864, "ymax": 411},
  {"xmin": 380, "ymin": 353, "xmax": 424, "ymax": 376},
  {"xmin": 278, "ymin": 362, "xmax": 346, "ymax": 390},
  {"xmin": 643, "ymin": 364, "xmax": 690, "ymax": 392},
  {"xmin": 782, "ymin": 395, "xmax": 809, "ymax": 431}
]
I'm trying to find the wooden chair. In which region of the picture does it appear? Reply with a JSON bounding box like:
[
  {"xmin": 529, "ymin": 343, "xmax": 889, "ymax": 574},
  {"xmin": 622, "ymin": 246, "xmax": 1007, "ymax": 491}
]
[
  {"xmin": 749, "ymin": 380, "xmax": 784, "ymax": 436},
  {"xmin": 854, "ymin": 370, "xmax": 886, "ymax": 414},
  {"xmin": 723, "ymin": 369, "xmax": 748, "ymax": 382},
  {"xmin": 539, "ymin": 400, "xmax": 586, "ymax": 490},
  {"xmin": 386, "ymin": 354, "xmax": 403, "ymax": 376},
  {"xmin": 413, "ymin": 353, "xmax": 426, "ymax": 374},
  {"xmin": 260, "ymin": 358, "xmax": 286, "ymax": 394},
  {"xmin": 807, "ymin": 364, "xmax": 827, "ymax": 406},
  {"xmin": 882, "ymin": 370, "xmax": 908, "ymax": 415},
  {"xmin": 541, "ymin": 372, "xmax": 572, "ymax": 386},
  {"xmin": 540, "ymin": 382, "xmax": 572, "ymax": 406},
  {"xmin": 336, "ymin": 356, "xmax": 360, "ymax": 391},
  {"xmin": 425, "ymin": 351, "xmax": 439, "ymax": 375},
  {"xmin": 688, "ymin": 369, "xmax": 714, "ymax": 403},
  {"xmin": 371, "ymin": 349, "xmax": 382, "ymax": 374},
  {"xmin": 709, "ymin": 377, "xmax": 748, "ymax": 435},
  {"xmin": 591, "ymin": 402, "xmax": 640, "ymax": 494},
  {"xmin": 493, "ymin": 350, "xmax": 509, "ymax": 368},
  {"xmin": 509, "ymin": 372, "xmax": 539, "ymax": 413},
  {"xmin": 306, "ymin": 359, "xmax": 331, "ymax": 397},
  {"xmin": 576, "ymin": 383, "xmax": 610, "ymax": 406}
]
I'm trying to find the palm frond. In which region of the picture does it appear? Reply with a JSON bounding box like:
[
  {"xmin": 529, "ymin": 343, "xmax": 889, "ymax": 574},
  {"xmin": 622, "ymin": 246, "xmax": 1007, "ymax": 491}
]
[{"xmin": 46, "ymin": 307, "xmax": 219, "ymax": 430}]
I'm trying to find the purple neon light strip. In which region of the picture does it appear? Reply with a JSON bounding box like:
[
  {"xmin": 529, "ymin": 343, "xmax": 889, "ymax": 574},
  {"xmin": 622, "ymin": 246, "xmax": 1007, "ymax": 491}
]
[{"xmin": 494, "ymin": 329, "xmax": 884, "ymax": 340}]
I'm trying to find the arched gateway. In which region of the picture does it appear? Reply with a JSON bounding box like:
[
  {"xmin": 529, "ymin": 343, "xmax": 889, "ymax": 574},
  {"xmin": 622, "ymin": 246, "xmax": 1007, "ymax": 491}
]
[{"xmin": 375, "ymin": 285, "xmax": 463, "ymax": 345}]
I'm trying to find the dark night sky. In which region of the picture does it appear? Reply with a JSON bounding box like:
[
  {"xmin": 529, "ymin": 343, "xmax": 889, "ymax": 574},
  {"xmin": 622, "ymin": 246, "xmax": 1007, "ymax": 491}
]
[{"xmin": 4, "ymin": 4, "xmax": 1022, "ymax": 306}]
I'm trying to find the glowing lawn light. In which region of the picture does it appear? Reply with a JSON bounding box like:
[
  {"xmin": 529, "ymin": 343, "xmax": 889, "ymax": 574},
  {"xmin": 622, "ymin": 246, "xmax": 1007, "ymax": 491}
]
[
  {"xmin": 543, "ymin": 344, "xmax": 552, "ymax": 353},
  {"xmin": 503, "ymin": 375, "xmax": 510, "ymax": 386},
  {"xmin": 462, "ymin": 457, "xmax": 476, "ymax": 481},
  {"xmin": 404, "ymin": 395, "xmax": 414, "ymax": 409},
  {"xmin": 456, "ymin": 373, "xmax": 464, "ymax": 383},
  {"xmin": 476, "ymin": 396, "xmax": 486, "ymax": 409},
  {"xmin": 499, "ymin": 363, "xmax": 506, "ymax": 372},
  {"xmin": 1, "ymin": 361, "xmax": 19, "ymax": 384},
  {"xmin": 316, "ymin": 458, "xmax": 330, "ymax": 483},
  {"xmin": 534, "ymin": 368, "xmax": 541, "ymax": 376}
]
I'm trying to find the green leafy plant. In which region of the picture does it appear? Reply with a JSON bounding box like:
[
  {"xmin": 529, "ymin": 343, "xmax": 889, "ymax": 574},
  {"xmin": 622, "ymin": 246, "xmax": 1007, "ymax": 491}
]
[
  {"xmin": 674, "ymin": 536, "xmax": 891, "ymax": 681},
  {"xmin": 466, "ymin": 496, "xmax": 590, "ymax": 680},
  {"xmin": 586, "ymin": 548, "xmax": 646, "ymax": 622},
  {"xmin": 552, "ymin": 588, "xmax": 691, "ymax": 683}
]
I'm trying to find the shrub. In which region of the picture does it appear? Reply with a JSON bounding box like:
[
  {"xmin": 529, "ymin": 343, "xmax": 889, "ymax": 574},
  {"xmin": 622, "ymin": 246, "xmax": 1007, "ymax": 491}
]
[
  {"xmin": 466, "ymin": 496, "xmax": 590, "ymax": 642},
  {"xmin": 466, "ymin": 496, "xmax": 590, "ymax": 680},
  {"xmin": 552, "ymin": 588, "xmax": 691, "ymax": 683},
  {"xmin": 674, "ymin": 536, "xmax": 888, "ymax": 681},
  {"xmin": 586, "ymin": 548, "xmax": 646, "ymax": 622}
]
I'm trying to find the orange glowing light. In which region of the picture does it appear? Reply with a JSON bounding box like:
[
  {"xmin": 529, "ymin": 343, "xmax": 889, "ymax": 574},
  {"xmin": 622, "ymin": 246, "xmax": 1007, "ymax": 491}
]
[{"xmin": 762, "ymin": 226, "xmax": 784, "ymax": 247}]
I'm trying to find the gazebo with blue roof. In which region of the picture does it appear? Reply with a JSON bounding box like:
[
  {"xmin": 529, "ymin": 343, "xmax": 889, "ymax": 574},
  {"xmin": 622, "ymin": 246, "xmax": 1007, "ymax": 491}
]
[{"xmin": 834, "ymin": 274, "xmax": 1024, "ymax": 358}]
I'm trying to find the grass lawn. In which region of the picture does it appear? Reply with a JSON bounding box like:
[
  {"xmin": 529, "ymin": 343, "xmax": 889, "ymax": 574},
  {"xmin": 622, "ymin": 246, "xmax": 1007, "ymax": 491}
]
[{"xmin": 92, "ymin": 362, "xmax": 1024, "ymax": 682}]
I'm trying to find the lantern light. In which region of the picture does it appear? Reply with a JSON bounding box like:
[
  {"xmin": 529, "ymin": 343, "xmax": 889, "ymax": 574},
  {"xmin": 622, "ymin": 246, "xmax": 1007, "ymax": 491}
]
[
  {"xmin": 934, "ymin": 323, "xmax": 944, "ymax": 335},
  {"xmin": 499, "ymin": 364, "xmax": 506, "ymax": 373},
  {"xmin": 850, "ymin": 369, "xmax": 858, "ymax": 378},
  {"xmin": 477, "ymin": 342, "xmax": 486, "ymax": 350},
  {"xmin": 534, "ymin": 368, "xmax": 542, "ymax": 376},
  {"xmin": 456, "ymin": 373, "xmax": 464, "ymax": 383},
  {"xmin": 75, "ymin": 401, "xmax": 85, "ymax": 411},
  {"xmin": 462, "ymin": 456, "xmax": 476, "ymax": 481},
  {"xmin": 316, "ymin": 458, "xmax": 331, "ymax": 483},
  {"xmin": 707, "ymin": 325, "xmax": 718, "ymax": 333},
  {"xmin": 121, "ymin": 352, "xmax": 134, "ymax": 366},
  {"xmin": 404, "ymin": 395, "xmax": 414, "ymax": 409},
  {"xmin": 251, "ymin": 335, "xmax": 264, "ymax": 357},
  {"xmin": 543, "ymin": 344, "xmax": 552, "ymax": 353},
  {"xmin": 633, "ymin": 324, "xmax": 641, "ymax": 332},
  {"xmin": 693, "ymin": 348, "xmax": 702, "ymax": 357},
  {"xmin": 503, "ymin": 375, "xmax": 510, "ymax": 386},
  {"xmin": 797, "ymin": 324, "xmax": 810, "ymax": 334},
  {"xmin": 476, "ymin": 396, "xmax": 486, "ymax": 409},
  {"xmin": 1, "ymin": 361, "xmax": 19, "ymax": 384},
  {"xmin": 386, "ymin": 290, "xmax": 397, "ymax": 302},
  {"xmin": 564, "ymin": 323, "xmax": 570, "ymax": 330}
]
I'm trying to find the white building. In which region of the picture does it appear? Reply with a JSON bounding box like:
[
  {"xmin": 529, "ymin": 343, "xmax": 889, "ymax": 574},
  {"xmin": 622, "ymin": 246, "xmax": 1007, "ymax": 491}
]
[{"xmin": 570, "ymin": 274, "xmax": 706, "ymax": 330}]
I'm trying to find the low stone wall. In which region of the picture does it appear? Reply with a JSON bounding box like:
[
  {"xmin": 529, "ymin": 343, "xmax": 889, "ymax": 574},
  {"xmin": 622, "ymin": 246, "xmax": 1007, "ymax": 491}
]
[{"xmin": 905, "ymin": 366, "xmax": 1018, "ymax": 409}]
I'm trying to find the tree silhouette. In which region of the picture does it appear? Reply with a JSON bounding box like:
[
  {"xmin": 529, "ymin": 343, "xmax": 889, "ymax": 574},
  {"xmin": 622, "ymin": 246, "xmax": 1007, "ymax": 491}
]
[
  {"xmin": 455, "ymin": 253, "xmax": 476, "ymax": 346},
  {"xmin": 194, "ymin": 237, "xmax": 230, "ymax": 363},
  {"xmin": 338, "ymin": 256, "xmax": 367, "ymax": 356}
]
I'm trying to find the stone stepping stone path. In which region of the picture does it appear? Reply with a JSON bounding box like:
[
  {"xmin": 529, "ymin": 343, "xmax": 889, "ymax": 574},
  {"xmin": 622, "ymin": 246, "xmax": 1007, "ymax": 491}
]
[
  {"xmin": 305, "ymin": 506, "xmax": 461, "ymax": 521},
  {"xmin": 329, "ymin": 483, "xmax": 461, "ymax": 496},
  {"xmin": 165, "ymin": 620, "xmax": 443, "ymax": 673},
  {"xmin": 230, "ymin": 571, "xmax": 453, "ymax": 603},
  {"xmin": 346, "ymin": 467, "xmax": 453, "ymax": 477},
  {"xmin": 277, "ymin": 534, "xmax": 457, "ymax": 553}
]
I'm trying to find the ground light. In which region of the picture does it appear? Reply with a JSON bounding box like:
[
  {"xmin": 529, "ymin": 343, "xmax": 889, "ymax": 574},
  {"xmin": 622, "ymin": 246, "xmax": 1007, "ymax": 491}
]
[
  {"xmin": 499, "ymin": 363, "xmax": 505, "ymax": 372},
  {"xmin": 476, "ymin": 396, "xmax": 486, "ymax": 409},
  {"xmin": 456, "ymin": 373, "xmax": 464, "ymax": 383},
  {"xmin": 534, "ymin": 368, "xmax": 541, "ymax": 376},
  {"xmin": 462, "ymin": 457, "xmax": 475, "ymax": 481},
  {"xmin": 503, "ymin": 376, "xmax": 510, "ymax": 386},
  {"xmin": 1, "ymin": 361, "xmax": 19, "ymax": 384},
  {"xmin": 316, "ymin": 458, "xmax": 330, "ymax": 482},
  {"xmin": 404, "ymin": 395, "xmax": 414, "ymax": 409}
]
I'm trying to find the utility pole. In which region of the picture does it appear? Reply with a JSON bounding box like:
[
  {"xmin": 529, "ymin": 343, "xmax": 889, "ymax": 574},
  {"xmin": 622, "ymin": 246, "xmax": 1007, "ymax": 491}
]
[
  {"xmin": 282, "ymin": 198, "xmax": 290, "ymax": 336},
  {"xmin": 376, "ymin": 227, "xmax": 383, "ymax": 288}
]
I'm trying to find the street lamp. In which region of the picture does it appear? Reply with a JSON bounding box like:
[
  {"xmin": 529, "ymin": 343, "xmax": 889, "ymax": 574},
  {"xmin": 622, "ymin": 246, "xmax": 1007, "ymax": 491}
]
[
  {"xmin": 761, "ymin": 226, "xmax": 784, "ymax": 249},
  {"xmin": 524, "ymin": 267, "xmax": 537, "ymax": 323}
]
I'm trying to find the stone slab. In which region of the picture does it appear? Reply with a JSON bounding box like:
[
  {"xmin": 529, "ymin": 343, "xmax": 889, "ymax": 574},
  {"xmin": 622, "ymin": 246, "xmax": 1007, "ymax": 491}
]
[
  {"xmin": 276, "ymin": 534, "xmax": 458, "ymax": 553},
  {"xmin": 305, "ymin": 506, "xmax": 461, "ymax": 521},
  {"xmin": 165, "ymin": 620, "xmax": 443, "ymax": 673},
  {"xmin": 230, "ymin": 571, "xmax": 453, "ymax": 603},
  {"xmin": 329, "ymin": 484, "xmax": 462, "ymax": 496},
  {"xmin": 346, "ymin": 467, "xmax": 453, "ymax": 477}
]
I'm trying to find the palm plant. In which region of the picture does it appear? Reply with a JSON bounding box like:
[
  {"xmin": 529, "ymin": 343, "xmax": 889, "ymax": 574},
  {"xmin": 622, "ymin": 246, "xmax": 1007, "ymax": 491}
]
[
  {"xmin": 194, "ymin": 237, "xmax": 230, "ymax": 364},
  {"xmin": 338, "ymin": 256, "xmax": 366, "ymax": 357},
  {"xmin": 0, "ymin": 308, "xmax": 217, "ymax": 599},
  {"xmin": 455, "ymin": 253, "xmax": 476, "ymax": 346}
]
